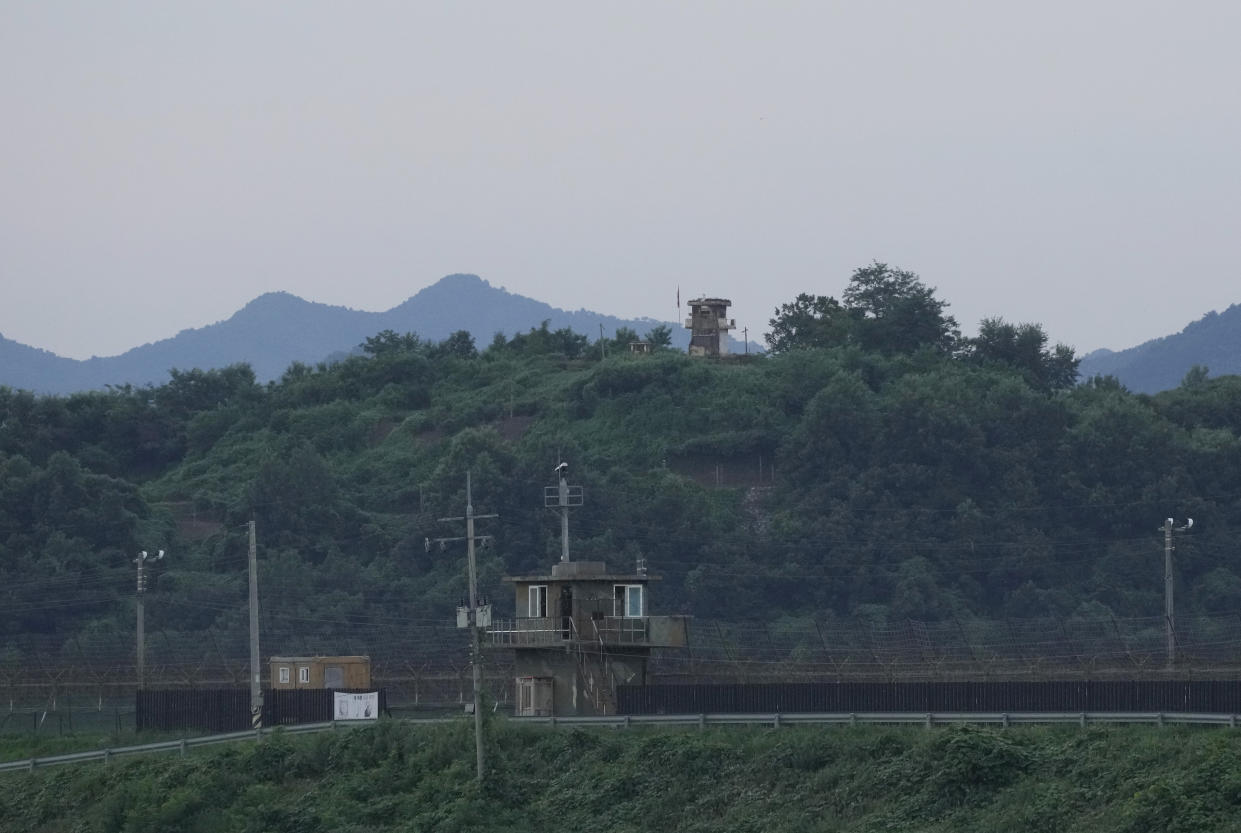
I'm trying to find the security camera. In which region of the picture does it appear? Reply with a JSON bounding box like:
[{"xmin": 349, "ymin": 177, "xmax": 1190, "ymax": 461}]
[{"xmin": 554, "ymin": 461, "xmax": 568, "ymax": 475}]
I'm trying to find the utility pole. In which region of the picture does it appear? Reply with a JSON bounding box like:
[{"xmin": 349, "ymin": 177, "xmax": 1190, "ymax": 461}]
[
  {"xmin": 1161, "ymin": 517, "xmax": 1193, "ymax": 668},
  {"xmin": 248, "ymin": 519, "xmax": 262, "ymax": 730},
  {"xmin": 134, "ymin": 550, "xmax": 164, "ymax": 689},
  {"xmin": 599, "ymin": 323, "xmax": 607, "ymax": 360},
  {"xmin": 428, "ymin": 472, "xmax": 497, "ymax": 782},
  {"xmin": 546, "ymin": 462, "xmax": 583, "ymax": 562},
  {"xmin": 743, "ymin": 326, "xmax": 749, "ymax": 355},
  {"xmin": 136, "ymin": 573, "xmax": 143, "ymax": 689},
  {"xmin": 1161, "ymin": 513, "xmax": 1191, "ymax": 670}
]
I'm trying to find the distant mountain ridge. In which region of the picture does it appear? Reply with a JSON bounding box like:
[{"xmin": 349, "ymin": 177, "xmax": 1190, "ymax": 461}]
[
  {"xmin": 1078, "ymin": 303, "xmax": 1241, "ymax": 394},
  {"xmin": 0, "ymin": 274, "xmax": 751, "ymax": 395}
]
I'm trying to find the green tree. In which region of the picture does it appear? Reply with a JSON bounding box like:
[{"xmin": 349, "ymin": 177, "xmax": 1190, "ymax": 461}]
[
  {"xmin": 1181, "ymin": 364, "xmax": 1210, "ymax": 389},
  {"xmin": 965, "ymin": 318, "xmax": 1080, "ymax": 392},
  {"xmin": 644, "ymin": 324, "xmax": 674, "ymax": 348},
  {"xmin": 432, "ymin": 330, "xmax": 478, "ymax": 360},
  {"xmin": 506, "ymin": 321, "xmax": 589, "ymax": 358},
  {"xmin": 361, "ymin": 330, "xmax": 423, "ymax": 355},
  {"xmin": 765, "ymin": 293, "xmax": 851, "ymax": 353},
  {"xmin": 842, "ymin": 262, "xmax": 959, "ymax": 354},
  {"xmin": 159, "ymin": 364, "xmax": 261, "ymax": 417}
]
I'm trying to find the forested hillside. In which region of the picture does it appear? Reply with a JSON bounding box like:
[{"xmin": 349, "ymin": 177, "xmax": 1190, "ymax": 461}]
[
  {"xmin": 6, "ymin": 721, "xmax": 1241, "ymax": 833},
  {"xmin": 3, "ymin": 266, "xmax": 1241, "ymax": 673},
  {"xmin": 0, "ymin": 274, "xmax": 714, "ymax": 395},
  {"xmin": 1079, "ymin": 302, "xmax": 1241, "ymax": 394}
]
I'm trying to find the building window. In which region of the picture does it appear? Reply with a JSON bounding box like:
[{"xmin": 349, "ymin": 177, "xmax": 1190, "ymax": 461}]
[
  {"xmin": 278, "ymin": 666, "xmax": 290, "ymax": 684},
  {"xmin": 529, "ymin": 585, "xmax": 548, "ymax": 618},
  {"xmin": 298, "ymin": 666, "xmax": 310, "ymax": 684},
  {"xmin": 614, "ymin": 584, "xmax": 643, "ymax": 618}
]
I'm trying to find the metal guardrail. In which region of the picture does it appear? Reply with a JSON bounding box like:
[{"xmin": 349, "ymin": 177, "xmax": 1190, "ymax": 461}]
[
  {"xmin": 3, "ymin": 711, "xmax": 1238, "ymax": 774},
  {"xmin": 0, "ymin": 718, "xmax": 448, "ymax": 774},
  {"xmin": 511, "ymin": 711, "xmax": 1241, "ymax": 729}
]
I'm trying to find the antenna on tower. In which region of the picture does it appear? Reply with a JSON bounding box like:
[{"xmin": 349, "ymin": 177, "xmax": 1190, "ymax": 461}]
[{"xmin": 545, "ymin": 461, "xmax": 584, "ymax": 562}]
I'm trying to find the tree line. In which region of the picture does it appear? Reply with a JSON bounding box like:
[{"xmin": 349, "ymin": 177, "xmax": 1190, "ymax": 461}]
[{"xmin": 2, "ymin": 264, "xmax": 1240, "ymax": 659}]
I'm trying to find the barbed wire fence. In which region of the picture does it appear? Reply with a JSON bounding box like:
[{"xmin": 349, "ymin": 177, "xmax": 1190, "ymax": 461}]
[
  {"xmin": 6, "ymin": 612, "xmax": 1241, "ymax": 721},
  {"xmin": 654, "ymin": 613, "xmax": 1241, "ymax": 682}
]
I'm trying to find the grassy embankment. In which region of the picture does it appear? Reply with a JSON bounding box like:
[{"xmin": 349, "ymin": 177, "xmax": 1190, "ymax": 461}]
[{"xmin": 4, "ymin": 720, "xmax": 1241, "ymax": 832}]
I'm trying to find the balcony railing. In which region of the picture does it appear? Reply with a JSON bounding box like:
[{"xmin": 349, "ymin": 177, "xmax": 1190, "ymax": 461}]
[
  {"xmin": 488, "ymin": 615, "xmax": 687, "ymax": 649},
  {"xmin": 487, "ymin": 617, "xmax": 566, "ymax": 647}
]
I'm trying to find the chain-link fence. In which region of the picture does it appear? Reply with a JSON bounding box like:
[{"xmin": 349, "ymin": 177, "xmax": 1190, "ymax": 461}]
[{"xmin": 5, "ymin": 612, "xmax": 1241, "ymax": 713}]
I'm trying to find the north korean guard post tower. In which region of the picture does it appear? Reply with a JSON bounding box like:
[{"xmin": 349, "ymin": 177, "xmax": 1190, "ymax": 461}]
[
  {"xmin": 684, "ymin": 297, "xmax": 736, "ymax": 357},
  {"xmin": 489, "ymin": 463, "xmax": 688, "ymax": 716}
]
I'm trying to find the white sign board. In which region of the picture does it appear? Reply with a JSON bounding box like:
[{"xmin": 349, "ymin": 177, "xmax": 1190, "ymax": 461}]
[{"xmin": 334, "ymin": 691, "xmax": 379, "ymax": 721}]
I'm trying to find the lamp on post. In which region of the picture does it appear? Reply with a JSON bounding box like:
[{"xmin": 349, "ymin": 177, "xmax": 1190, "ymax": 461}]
[
  {"xmin": 1161, "ymin": 518, "xmax": 1192, "ymax": 668},
  {"xmin": 134, "ymin": 549, "xmax": 165, "ymax": 689}
]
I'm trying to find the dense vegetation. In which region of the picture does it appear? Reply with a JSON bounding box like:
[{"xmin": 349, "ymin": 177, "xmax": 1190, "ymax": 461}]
[
  {"xmin": 3, "ymin": 264, "xmax": 1241, "ymax": 660},
  {"xmin": 6, "ymin": 720, "xmax": 1241, "ymax": 832}
]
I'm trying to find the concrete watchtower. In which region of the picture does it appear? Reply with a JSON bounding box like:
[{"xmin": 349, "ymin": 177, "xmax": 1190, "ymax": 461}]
[
  {"xmin": 488, "ymin": 465, "xmax": 688, "ymax": 716},
  {"xmin": 684, "ymin": 297, "xmax": 735, "ymax": 357}
]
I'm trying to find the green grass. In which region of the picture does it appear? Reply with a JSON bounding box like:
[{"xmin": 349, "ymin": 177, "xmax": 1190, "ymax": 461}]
[
  {"xmin": 4, "ymin": 720, "xmax": 1241, "ymax": 832},
  {"xmin": 0, "ymin": 726, "xmax": 232, "ymax": 763},
  {"xmin": 0, "ymin": 733, "xmax": 115, "ymax": 761}
]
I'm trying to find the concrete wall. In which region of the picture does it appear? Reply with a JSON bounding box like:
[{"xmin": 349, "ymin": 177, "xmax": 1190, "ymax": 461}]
[
  {"xmin": 514, "ymin": 650, "xmax": 585, "ymax": 715},
  {"xmin": 512, "ymin": 646, "xmax": 652, "ymax": 716},
  {"xmin": 648, "ymin": 616, "xmax": 688, "ymax": 648}
]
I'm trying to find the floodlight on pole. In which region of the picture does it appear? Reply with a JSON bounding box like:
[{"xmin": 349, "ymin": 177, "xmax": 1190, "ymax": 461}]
[
  {"xmin": 133, "ymin": 549, "xmax": 165, "ymax": 689},
  {"xmin": 1161, "ymin": 517, "xmax": 1194, "ymax": 668}
]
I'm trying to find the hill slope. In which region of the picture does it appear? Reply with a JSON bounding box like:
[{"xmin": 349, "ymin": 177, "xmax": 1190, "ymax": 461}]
[
  {"xmin": 1078, "ymin": 303, "xmax": 1241, "ymax": 393},
  {"xmin": 3, "ymin": 721, "xmax": 1239, "ymax": 832},
  {"xmin": 0, "ymin": 274, "xmax": 753, "ymax": 394}
]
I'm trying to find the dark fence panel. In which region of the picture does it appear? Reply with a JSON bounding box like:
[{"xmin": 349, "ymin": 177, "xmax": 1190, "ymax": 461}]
[
  {"xmin": 617, "ymin": 681, "xmax": 1241, "ymax": 715},
  {"xmin": 137, "ymin": 689, "xmax": 250, "ymax": 732},
  {"xmin": 264, "ymin": 688, "xmax": 388, "ymax": 726},
  {"xmin": 137, "ymin": 688, "xmax": 387, "ymax": 732}
]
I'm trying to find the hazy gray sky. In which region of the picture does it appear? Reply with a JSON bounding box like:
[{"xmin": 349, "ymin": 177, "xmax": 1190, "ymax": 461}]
[{"xmin": 3, "ymin": 1, "xmax": 1238, "ymax": 360}]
